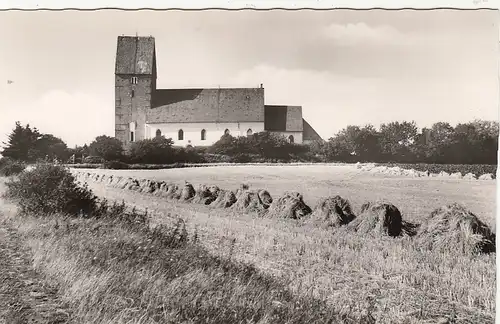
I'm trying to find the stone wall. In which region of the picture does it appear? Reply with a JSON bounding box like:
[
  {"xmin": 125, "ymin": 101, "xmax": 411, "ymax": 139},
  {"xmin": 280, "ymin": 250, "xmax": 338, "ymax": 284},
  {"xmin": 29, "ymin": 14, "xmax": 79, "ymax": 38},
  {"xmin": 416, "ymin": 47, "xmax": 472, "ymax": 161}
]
[{"xmin": 115, "ymin": 74, "xmax": 153, "ymax": 148}]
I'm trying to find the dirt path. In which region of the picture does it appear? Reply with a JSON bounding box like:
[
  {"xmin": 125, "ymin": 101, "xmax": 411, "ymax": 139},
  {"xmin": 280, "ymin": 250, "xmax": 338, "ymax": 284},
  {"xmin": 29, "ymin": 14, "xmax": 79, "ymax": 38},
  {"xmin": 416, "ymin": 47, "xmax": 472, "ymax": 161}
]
[{"xmin": 0, "ymin": 215, "xmax": 72, "ymax": 324}]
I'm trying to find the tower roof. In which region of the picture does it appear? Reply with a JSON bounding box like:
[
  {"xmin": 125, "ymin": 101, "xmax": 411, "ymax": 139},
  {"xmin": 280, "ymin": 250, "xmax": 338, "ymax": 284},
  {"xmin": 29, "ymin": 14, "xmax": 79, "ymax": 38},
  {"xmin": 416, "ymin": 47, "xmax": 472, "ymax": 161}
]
[
  {"xmin": 264, "ymin": 105, "xmax": 303, "ymax": 132},
  {"xmin": 115, "ymin": 36, "xmax": 155, "ymax": 75}
]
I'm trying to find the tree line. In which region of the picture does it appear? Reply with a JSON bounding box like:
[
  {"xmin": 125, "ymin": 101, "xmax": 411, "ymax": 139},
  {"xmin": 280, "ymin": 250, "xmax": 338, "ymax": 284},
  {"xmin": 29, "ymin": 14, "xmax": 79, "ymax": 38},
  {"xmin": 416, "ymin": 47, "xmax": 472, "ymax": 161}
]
[
  {"xmin": 1, "ymin": 119, "xmax": 498, "ymax": 165},
  {"xmin": 317, "ymin": 120, "xmax": 498, "ymax": 165}
]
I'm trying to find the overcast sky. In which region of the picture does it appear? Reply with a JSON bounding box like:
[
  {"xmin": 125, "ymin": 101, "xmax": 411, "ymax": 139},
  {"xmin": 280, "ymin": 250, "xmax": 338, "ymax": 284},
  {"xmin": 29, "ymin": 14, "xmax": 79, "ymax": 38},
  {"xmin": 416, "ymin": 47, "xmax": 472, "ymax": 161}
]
[{"xmin": 0, "ymin": 9, "xmax": 498, "ymax": 147}]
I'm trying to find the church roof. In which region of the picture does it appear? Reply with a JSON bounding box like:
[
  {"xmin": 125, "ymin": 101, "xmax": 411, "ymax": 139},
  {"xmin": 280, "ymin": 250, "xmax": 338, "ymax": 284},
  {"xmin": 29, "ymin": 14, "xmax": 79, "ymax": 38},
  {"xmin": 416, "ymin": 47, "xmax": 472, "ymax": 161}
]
[
  {"xmin": 147, "ymin": 88, "xmax": 265, "ymax": 123},
  {"xmin": 115, "ymin": 36, "xmax": 155, "ymax": 75},
  {"xmin": 303, "ymin": 118, "xmax": 323, "ymax": 142},
  {"xmin": 264, "ymin": 105, "xmax": 303, "ymax": 132}
]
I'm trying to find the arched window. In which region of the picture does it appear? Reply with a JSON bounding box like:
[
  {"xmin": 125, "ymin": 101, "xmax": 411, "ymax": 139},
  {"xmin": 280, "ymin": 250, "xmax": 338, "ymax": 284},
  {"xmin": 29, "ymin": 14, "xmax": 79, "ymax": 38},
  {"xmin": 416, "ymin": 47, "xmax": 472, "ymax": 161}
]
[
  {"xmin": 224, "ymin": 129, "xmax": 230, "ymax": 135},
  {"xmin": 246, "ymin": 129, "xmax": 253, "ymax": 136},
  {"xmin": 201, "ymin": 129, "xmax": 206, "ymax": 140},
  {"xmin": 155, "ymin": 129, "xmax": 162, "ymax": 138},
  {"xmin": 178, "ymin": 129, "xmax": 184, "ymax": 141},
  {"xmin": 288, "ymin": 135, "xmax": 294, "ymax": 143}
]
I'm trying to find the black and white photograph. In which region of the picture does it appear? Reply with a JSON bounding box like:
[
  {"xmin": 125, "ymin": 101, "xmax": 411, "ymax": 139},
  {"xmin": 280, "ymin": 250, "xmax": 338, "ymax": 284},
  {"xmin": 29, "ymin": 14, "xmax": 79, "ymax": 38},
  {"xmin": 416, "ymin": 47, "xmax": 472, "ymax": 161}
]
[{"xmin": 0, "ymin": 2, "xmax": 497, "ymax": 323}]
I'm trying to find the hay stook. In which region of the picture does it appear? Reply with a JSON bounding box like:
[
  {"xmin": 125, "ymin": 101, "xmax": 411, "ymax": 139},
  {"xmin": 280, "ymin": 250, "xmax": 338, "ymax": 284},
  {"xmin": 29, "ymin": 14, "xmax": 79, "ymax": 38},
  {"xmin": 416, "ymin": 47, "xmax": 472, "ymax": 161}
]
[
  {"xmin": 192, "ymin": 184, "xmax": 221, "ymax": 205},
  {"xmin": 347, "ymin": 201, "xmax": 407, "ymax": 237},
  {"xmin": 266, "ymin": 191, "xmax": 312, "ymax": 220},
  {"xmin": 417, "ymin": 203, "xmax": 495, "ymax": 255},
  {"xmin": 231, "ymin": 189, "xmax": 272, "ymax": 213},
  {"xmin": 309, "ymin": 195, "xmax": 356, "ymax": 228},
  {"xmin": 212, "ymin": 189, "xmax": 237, "ymax": 208}
]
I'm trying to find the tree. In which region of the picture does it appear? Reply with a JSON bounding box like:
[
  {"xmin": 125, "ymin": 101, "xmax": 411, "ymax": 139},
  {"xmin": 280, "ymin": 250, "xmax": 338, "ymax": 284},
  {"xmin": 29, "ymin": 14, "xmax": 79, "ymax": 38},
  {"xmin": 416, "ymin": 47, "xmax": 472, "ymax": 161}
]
[
  {"xmin": 450, "ymin": 120, "xmax": 498, "ymax": 164},
  {"xmin": 88, "ymin": 135, "xmax": 124, "ymax": 161},
  {"xmin": 323, "ymin": 125, "xmax": 381, "ymax": 162},
  {"xmin": 323, "ymin": 137, "xmax": 352, "ymax": 162},
  {"xmin": 127, "ymin": 136, "xmax": 175, "ymax": 164},
  {"xmin": 209, "ymin": 134, "xmax": 247, "ymax": 156},
  {"xmin": 378, "ymin": 121, "xmax": 418, "ymax": 162},
  {"xmin": 1, "ymin": 122, "xmax": 43, "ymax": 162},
  {"xmin": 35, "ymin": 134, "xmax": 69, "ymax": 161}
]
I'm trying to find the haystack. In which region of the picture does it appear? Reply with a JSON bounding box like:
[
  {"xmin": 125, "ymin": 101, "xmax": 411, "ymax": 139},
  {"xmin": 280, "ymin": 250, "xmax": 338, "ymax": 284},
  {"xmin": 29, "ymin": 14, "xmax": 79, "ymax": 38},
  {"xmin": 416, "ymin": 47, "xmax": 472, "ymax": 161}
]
[
  {"xmin": 231, "ymin": 190, "xmax": 270, "ymax": 213},
  {"xmin": 212, "ymin": 189, "xmax": 237, "ymax": 208},
  {"xmin": 139, "ymin": 179, "xmax": 159, "ymax": 194},
  {"xmin": 258, "ymin": 189, "xmax": 273, "ymax": 207},
  {"xmin": 106, "ymin": 175, "xmax": 114, "ymax": 185},
  {"xmin": 235, "ymin": 183, "xmax": 250, "ymax": 199},
  {"xmin": 191, "ymin": 184, "xmax": 220, "ymax": 205},
  {"xmin": 416, "ymin": 203, "xmax": 495, "ymax": 255},
  {"xmin": 111, "ymin": 176, "xmax": 123, "ymax": 187},
  {"xmin": 403, "ymin": 169, "xmax": 419, "ymax": 177},
  {"xmin": 418, "ymin": 170, "xmax": 430, "ymax": 177},
  {"xmin": 478, "ymin": 173, "xmax": 494, "ymax": 180},
  {"xmin": 346, "ymin": 201, "xmax": 404, "ymax": 237},
  {"xmin": 117, "ymin": 177, "xmax": 132, "ymax": 189},
  {"xmin": 462, "ymin": 173, "xmax": 477, "ymax": 180},
  {"xmin": 164, "ymin": 184, "xmax": 180, "ymax": 200},
  {"xmin": 438, "ymin": 171, "xmax": 450, "ymax": 178},
  {"xmin": 127, "ymin": 179, "xmax": 141, "ymax": 191},
  {"xmin": 178, "ymin": 183, "xmax": 196, "ymax": 201},
  {"xmin": 449, "ymin": 172, "xmax": 463, "ymax": 179},
  {"xmin": 266, "ymin": 191, "xmax": 312, "ymax": 220},
  {"xmin": 151, "ymin": 181, "xmax": 167, "ymax": 196},
  {"xmin": 309, "ymin": 196, "xmax": 356, "ymax": 228}
]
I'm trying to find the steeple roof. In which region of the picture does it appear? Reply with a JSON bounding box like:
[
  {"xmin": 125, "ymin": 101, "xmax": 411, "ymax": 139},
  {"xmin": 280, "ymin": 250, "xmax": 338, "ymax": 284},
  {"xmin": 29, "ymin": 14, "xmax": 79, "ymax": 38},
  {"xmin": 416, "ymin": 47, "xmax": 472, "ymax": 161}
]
[{"xmin": 115, "ymin": 36, "xmax": 155, "ymax": 75}]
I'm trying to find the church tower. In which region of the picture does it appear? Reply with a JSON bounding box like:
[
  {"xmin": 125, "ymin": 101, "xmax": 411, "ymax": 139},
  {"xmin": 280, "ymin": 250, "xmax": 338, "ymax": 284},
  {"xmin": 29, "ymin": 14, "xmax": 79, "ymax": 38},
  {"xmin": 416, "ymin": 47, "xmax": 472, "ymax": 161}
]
[{"xmin": 114, "ymin": 36, "xmax": 157, "ymax": 148}]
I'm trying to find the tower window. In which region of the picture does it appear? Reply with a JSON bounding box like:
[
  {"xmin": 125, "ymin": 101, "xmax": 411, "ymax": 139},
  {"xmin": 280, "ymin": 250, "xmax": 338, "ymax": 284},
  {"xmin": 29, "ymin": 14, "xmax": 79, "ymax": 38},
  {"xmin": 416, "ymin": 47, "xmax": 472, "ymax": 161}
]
[
  {"xmin": 156, "ymin": 129, "xmax": 162, "ymax": 138},
  {"xmin": 201, "ymin": 129, "xmax": 206, "ymax": 140},
  {"xmin": 178, "ymin": 129, "xmax": 184, "ymax": 141},
  {"xmin": 129, "ymin": 121, "xmax": 136, "ymax": 142},
  {"xmin": 131, "ymin": 77, "xmax": 138, "ymax": 84}
]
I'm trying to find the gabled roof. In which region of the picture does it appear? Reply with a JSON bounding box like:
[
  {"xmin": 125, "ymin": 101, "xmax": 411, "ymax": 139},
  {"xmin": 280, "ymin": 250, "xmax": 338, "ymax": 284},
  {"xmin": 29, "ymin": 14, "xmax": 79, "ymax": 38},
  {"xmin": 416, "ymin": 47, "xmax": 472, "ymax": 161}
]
[
  {"xmin": 115, "ymin": 36, "xmax": 155, "ymax": 75},
  {"xmin": 264, "ymin": 105, "xmax": 303, "ymax": 132},
  {"xmin": 303, "ymin": 118, "xmax": 323, "ymax": 142},
  {"xmin": 147, "ymin": 88, "xmax": 265, "ymax": 123}
]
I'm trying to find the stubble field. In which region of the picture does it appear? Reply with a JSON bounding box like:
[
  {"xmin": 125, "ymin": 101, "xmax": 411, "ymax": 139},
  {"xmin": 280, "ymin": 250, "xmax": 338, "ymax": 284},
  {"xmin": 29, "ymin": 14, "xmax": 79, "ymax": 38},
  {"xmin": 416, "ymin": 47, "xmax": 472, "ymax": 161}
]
[{"xmin": 72, "ymin": 164, "xmax": 497, "ymax": 323}]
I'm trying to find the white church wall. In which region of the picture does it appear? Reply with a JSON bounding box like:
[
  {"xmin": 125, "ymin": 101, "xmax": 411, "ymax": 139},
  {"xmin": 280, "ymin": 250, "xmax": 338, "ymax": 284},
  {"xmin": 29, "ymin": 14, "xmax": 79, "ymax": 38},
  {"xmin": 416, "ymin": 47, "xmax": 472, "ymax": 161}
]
[
  {"xmin": 145, "ymin": 122, "xmax": 265, "ymax": 147},
  {"xmin": 269, "ymin": 131, "xmax": 303, "ymax": 144}
]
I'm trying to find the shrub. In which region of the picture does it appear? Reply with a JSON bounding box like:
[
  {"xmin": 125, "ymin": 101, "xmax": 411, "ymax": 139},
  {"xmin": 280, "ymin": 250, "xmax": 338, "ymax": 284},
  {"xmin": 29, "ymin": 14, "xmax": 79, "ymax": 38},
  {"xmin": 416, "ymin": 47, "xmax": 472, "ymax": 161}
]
[
  {"xmin": 103, "ymin": 160, "xmax": 130, "ymax": 170},
  {"xmin": 173, "ymin": 146, "xmax": 206, "ymax": 163},
  {"xmin": 83, "ymin": 156, "xmax": 105, "ymax": 164},
  {"xmin": 0, "ymin": 158, "xmax": 26, "ymax": 176},
  {"xmin": 5, "ymin": 164, "xmax": 98, "ymax": 216},
  {"xmin": 202, "ymin": 153, "xmax": 232, "ymax": 163},
  {"xmin": 230, "ymin": 153, "xmax": 253, "ymax": 163},
  {"xmin": 89, "ymin": 135, "xmax": 124, "ymax": 161}
]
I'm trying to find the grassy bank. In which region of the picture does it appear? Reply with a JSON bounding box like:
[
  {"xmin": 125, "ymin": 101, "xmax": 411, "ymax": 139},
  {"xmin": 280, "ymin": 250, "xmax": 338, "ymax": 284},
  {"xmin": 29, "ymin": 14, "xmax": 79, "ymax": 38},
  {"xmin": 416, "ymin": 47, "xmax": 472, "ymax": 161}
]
[{"xmin": 0, "ymin": 177, "xmax": 358, "ymax": 324}]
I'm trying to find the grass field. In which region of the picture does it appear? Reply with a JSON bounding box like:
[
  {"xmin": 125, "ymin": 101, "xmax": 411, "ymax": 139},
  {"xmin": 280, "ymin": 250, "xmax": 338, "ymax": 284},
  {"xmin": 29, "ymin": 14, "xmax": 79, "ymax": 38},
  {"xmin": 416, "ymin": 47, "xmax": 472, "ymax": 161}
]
[
  {"xmin": 76, "ymin": 165, "xmax": 496, "ymax": 227},
  {"xmin": 72, "ymin": 164, "xmax": 497, "ymax": 323}
]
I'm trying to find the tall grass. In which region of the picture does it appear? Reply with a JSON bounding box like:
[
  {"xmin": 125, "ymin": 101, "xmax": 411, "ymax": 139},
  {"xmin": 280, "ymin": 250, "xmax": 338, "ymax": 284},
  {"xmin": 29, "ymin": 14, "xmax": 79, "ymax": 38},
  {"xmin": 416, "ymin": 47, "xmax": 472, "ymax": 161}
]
[
  {"xmin": 80, "ymin": 177, "xmax": 496, "ymax": 323},
  {"xmin": 0, "ymin": 166, "xmax": 363, "ymax": 323}
]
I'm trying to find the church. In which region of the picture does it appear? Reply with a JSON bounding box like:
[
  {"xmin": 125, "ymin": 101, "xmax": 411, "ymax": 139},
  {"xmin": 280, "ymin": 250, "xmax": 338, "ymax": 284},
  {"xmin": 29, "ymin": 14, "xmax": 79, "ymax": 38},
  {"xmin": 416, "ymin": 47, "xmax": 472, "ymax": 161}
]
[{"xmin": 114, "ymin": 36, "xmax": 322, "ymax": 148}]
